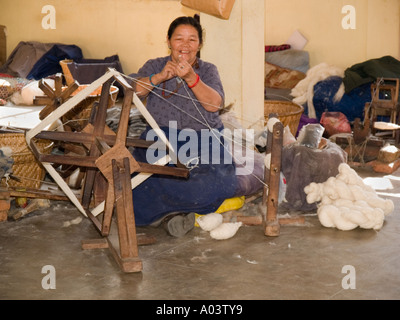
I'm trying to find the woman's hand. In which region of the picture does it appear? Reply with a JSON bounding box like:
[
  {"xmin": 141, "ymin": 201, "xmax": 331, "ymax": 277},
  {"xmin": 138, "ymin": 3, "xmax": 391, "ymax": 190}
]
[
  {"xmin": 136, "ymin": 56, "xmax": 222, "ymax": 113},
  {"xmin": 157, "ymin": 60, "xmax": 179, "ymax": 82},
  {"xmin": 175, "ymin": 56, "xmax": 198, "ymax": 86},
  {"xmin": 134, "ymin": 62, "xmax": 179, "ymax": 97},
  {"xmin": 158, "ymin": 55, "xmax": 195, "ymax": 83}
]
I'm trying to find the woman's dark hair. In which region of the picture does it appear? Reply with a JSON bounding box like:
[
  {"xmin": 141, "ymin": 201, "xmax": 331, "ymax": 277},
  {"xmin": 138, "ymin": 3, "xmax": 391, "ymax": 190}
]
[{"xmin": 167, "ymin": 16, "xmax": 203, "ymax": 45}]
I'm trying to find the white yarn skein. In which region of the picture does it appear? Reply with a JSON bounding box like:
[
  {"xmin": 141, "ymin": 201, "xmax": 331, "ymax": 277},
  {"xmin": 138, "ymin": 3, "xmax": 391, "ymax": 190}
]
[
  {"xmin": 304, "ymin": 163, "xmax": 394, "ymax": 231},
  {"xmin": 196, "ymin": 214, "xmax": 243, "ymax": 240},
  {"xmin": 264, "ymin": 153, "xmax": 271, "ymax": 170},
  {"xmin": 267, "ymin": 117, "xmax": 280, "ymax": 133},
  {"xmin": 210, "ymin": 222, "xmax": 243, "ymax": 240},
  {"xmin": 196, "ymin": 213, "xmax": 223, "ymax": 232}
]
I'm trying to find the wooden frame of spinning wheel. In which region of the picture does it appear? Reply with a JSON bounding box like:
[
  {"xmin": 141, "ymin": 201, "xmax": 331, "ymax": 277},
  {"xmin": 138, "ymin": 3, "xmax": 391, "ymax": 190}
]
[{"xmin": 26, "ymin": 69, "xmax": 189, "ymax": 272}]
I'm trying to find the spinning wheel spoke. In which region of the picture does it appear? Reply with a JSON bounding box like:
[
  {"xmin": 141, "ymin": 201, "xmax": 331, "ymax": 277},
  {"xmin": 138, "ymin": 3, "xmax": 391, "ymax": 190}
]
[
  {"xmin": 60, "ymin": 82, "xmax": 79, "ymax": 100},
  {"xmin": 38, "ymin": 79, "xmax": 56, "ymax": 99},
  {"xmin": 34, "ymin": 73, "xmax": 79, "ymax": 120}
]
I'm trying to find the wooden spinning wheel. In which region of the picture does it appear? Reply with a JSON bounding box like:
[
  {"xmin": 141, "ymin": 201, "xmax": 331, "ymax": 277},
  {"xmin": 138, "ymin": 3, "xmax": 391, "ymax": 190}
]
[
  {"xmin": 33, "ymin": 73, "xmax": 79, "ymax": 121},
  {"xmin": 28, "ymin": 70, "xmax": 189, "ymax": 272},
  {"xmin": 34, "ymin": 73, "xmax": 85, "ymax": 188}
]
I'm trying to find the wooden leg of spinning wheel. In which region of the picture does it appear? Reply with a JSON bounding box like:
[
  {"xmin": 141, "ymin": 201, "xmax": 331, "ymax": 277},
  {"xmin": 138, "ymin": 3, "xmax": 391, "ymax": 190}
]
[
  {"xmin": 264, "ymin": 121, "xmax": 283, "ymax": 237},
  {"xmin": 264, "ymin": 195, "xmax": 280, "ymax": 237},
  {"xmin": 111, "ymin": 157, "xmax": 142, "ymax": 273},
  {"xmin": 81, "ymin": 79, "xmax": 113, "ymax": 209}
]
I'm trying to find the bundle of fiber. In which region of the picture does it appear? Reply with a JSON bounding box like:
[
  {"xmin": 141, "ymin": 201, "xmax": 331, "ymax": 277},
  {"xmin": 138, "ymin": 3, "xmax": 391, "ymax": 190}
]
[
  {"xmin": 196, "ymin": 212, "xmax": 242, "ymax": 240},
  {"xmin": 304, "ymin": 163, "xmax": 394, "ymax": 231}
]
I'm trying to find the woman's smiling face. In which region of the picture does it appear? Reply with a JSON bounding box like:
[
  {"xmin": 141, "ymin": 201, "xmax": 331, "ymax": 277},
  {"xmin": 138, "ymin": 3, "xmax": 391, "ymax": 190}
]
[{"xmin": 167, "ymin": 24, "xmax": 200, "ymax": 65}]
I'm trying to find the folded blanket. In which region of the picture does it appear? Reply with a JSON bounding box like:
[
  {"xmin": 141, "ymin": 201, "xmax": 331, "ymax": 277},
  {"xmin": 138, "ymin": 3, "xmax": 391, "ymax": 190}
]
[
  {"xmin": 343, "ymin": 55, "xmax": 400, "ymax": 94},
  {"xmin": 265, "ymin": 49, "xmax": 310, "ymax": 73},
  {"xmin": 0, "ymin": 41, "xmax": 82, "ymax": 80},
  {"xmin": 0, "ymin": 41, "xmax": 55, "ymax": 78}
]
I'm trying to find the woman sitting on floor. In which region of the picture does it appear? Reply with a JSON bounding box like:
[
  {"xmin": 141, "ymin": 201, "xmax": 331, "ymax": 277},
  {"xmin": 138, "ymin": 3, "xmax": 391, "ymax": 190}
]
[{"xmin": 129, "ymin": 16, "xmax": 239, "ymax": 237}]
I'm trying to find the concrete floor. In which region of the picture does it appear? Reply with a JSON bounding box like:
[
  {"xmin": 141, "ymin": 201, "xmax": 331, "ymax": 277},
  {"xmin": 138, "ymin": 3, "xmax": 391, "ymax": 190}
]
[{"xmin": 0, "ymin": 166, "xmax": 400, "ymax": 301}]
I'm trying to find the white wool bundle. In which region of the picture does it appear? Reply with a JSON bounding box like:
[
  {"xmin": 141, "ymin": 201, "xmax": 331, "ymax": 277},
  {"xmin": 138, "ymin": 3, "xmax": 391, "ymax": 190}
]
[
  {"xmin": 321, "ymin": 195, "xmax": 334, "ymax": 205},
  {"xmin": 322, "ymin": 177, "xmax": 340, "ymax": 200},
  {"xmin": 267, "ymin": 117, "xmax": 280, "ymax": 133},
  {"xmin": 318, "ymin": 205, "xmax": 358, "ymax": 231},
  {"xmin": 196, "ymin": 213, "xmax": 223, "ymax": 232},
  {"xmin": 210, "ymin": 222, "xmax": 243, "ymax": 240},
  {"xmin": 334, "ymin": 179, "xmax": 354, "ymax": 201},
  {"xmin": 291, "ymin": 62, "xmax": 344, "ymax": 119},
  {"xmin": 367, "ymin": 197, "xmax": 394, "ymax": 215},
  {"xmin": 304, "ymin": 182, "xmax": 323, "ymax": 203},
  {"xmin": 319, "ymin": 204, "xmax": 385, "ymax": 231},
  {"xmin": 264, "ymin": 153, "xmax": 271, "ymax": 170},
  {"xmin": 348, "ymin": 184, "xmax": 393, "ymax": 214},
  {"xmin": 304, "ymin": 163, "xmax": 394, "ymax": 231},
  {"xmin": 336, "ymin": 162, "xmax": 368, "ymax": 188},
  {"xmin": 333, "ymin": 199, "xmax": 354, "ymax": 208}
]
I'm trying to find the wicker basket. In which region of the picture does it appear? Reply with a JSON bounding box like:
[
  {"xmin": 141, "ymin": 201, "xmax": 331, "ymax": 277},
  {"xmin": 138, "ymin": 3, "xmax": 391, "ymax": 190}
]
[
  {"xmin": 0, "ymin": 133, "xmax": 52, "ymax": 189},
  {"xmin": 264, "ymin": 100, "xmax": 304, "ymax": 136}
]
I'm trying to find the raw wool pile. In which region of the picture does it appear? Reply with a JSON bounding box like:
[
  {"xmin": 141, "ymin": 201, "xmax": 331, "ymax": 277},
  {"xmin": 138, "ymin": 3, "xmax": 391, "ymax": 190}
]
[
  {"xmin": 304, "ymin": 163, "xmax": 394, "ymax": 231},
  {"xmin": 291, "ymin": 62, "xmax": 345, "ymax": 119},
  {"xmin": 196, "ymin": 213, "xmax": 242, "ymax": 240}
]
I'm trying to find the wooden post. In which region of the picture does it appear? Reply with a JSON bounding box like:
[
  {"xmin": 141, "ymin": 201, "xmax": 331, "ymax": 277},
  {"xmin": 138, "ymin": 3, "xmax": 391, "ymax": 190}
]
[
  {"xmin": 0, "ymin": 189, "xmax": 10, "ymax": 222},
  {"xmin": 263, "ymin": 118, "xmax": 283, "ymax": 237},
  {"xmin": 111, "ymin": 157, "xmax": 142, "ymax": 272},
  {"xmin": 261, "ymin": 116, "xmax": 306, "ymax": 236}
]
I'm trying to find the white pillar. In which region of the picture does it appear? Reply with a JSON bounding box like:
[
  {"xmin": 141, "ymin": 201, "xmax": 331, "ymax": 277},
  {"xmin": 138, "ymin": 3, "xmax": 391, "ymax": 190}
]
[{"xmin": 200, "ymin": 0, "xmax": 265, "ymax": 130}]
